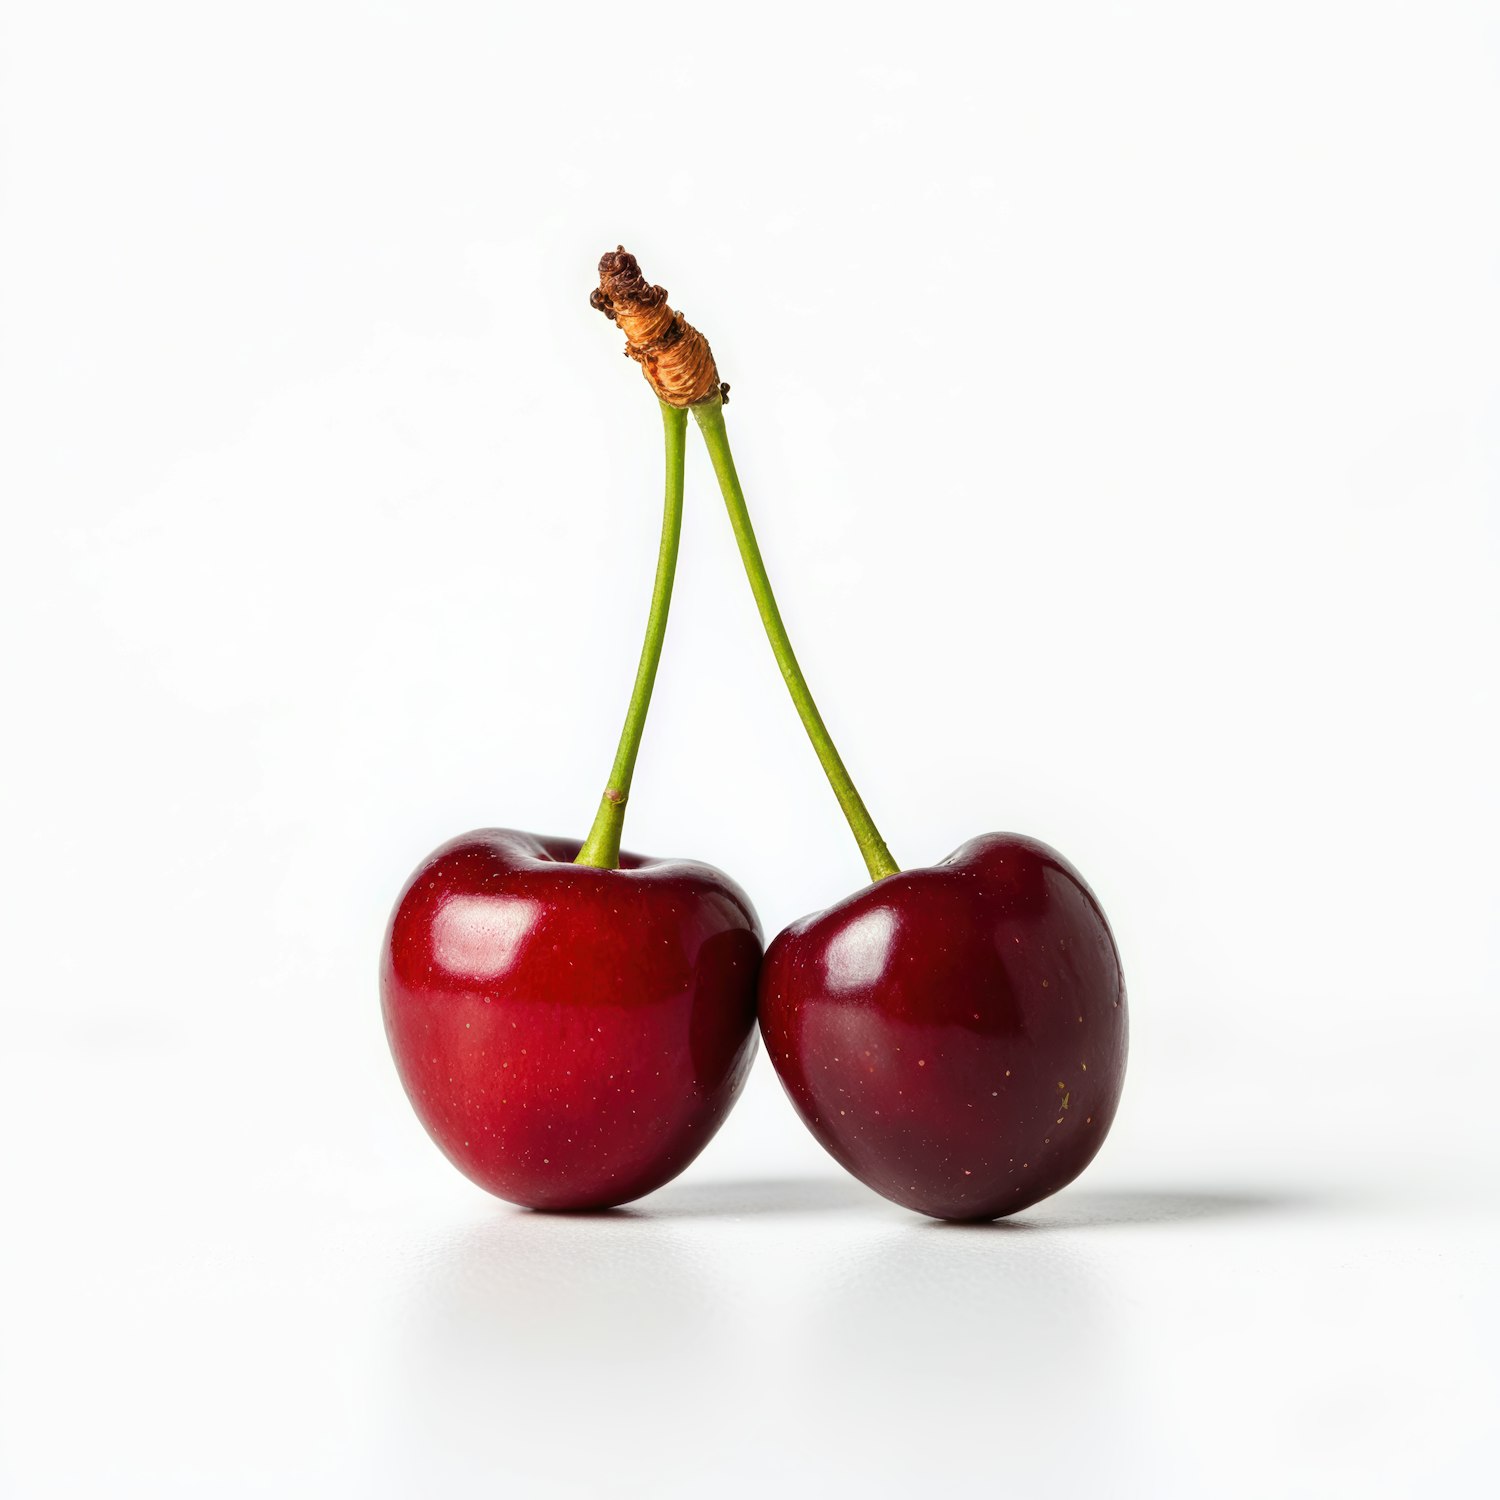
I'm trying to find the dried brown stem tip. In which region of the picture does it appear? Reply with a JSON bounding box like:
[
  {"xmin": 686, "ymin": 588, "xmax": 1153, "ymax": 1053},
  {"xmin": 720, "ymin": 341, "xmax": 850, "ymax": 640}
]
[{"xmin": 591, "ymin": 247, "xmax": 728, "ymax": 408}]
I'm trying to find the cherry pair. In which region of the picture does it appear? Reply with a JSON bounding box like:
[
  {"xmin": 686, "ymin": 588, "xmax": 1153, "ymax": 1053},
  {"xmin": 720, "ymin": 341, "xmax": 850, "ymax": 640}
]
[{"xmin": 381, "ymin": 251, "xmax": 1127, "ymax": 1221}]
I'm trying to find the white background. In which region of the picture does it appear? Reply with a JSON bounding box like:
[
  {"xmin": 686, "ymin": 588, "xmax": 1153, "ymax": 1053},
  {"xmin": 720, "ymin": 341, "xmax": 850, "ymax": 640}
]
[{"xmin": 2, "ymin": 2, "xmax": 1497, "ymax": 1495}]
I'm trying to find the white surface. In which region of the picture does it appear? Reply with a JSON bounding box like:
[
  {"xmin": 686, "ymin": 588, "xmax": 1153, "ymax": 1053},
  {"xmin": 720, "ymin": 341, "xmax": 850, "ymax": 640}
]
[{"xmin": 1, "ymin": 2, "xmax": 1497, "ymax": 1495}]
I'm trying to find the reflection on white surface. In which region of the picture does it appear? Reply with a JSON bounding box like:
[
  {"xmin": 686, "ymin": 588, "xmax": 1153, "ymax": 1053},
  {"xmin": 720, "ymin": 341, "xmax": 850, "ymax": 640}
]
[
  {"xmin": 367, "ymin": 1185, "xmax": 1300, "ymax": 1496},
  {"xmin": 432, "ymin": 896, "xmax": 540, "ymax": 980},
  {"xmin": 822, "ymin": 907, "xmax": 897, "ymax": 994}
]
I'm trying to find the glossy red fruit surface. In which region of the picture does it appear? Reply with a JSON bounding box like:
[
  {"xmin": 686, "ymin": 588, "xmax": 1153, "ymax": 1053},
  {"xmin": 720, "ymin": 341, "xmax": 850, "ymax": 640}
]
[
  {"xmin": 760, "ymin": 833, "xmax": 1126, "ymax": 1221},
  {"xmin": 382, "ymin": 828, "xmax": 761, "ymax": 1210}
]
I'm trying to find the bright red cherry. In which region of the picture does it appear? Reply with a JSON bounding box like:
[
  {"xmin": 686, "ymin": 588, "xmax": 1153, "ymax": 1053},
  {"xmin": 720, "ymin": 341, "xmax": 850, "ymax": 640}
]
[
  {"xmin": 758, "ymin": 833, "xmax": 1126, "ymax": 1221},
  {"xmin": 382, "ymin": 829, "xmax": 760, "ymax": 1211},
  {"xmin": 382, "ymin": 388, "xmax": 762, "ymax": 1210}
]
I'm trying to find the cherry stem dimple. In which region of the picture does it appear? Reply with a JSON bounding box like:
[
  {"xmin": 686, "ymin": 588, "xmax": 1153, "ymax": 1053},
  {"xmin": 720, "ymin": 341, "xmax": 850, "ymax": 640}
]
[
  {"xmin": 575, "ymin": 401, "xmax": 687, "ymax": 870},
  {"xmin": 692, "ymin": 397, "xmax": 899, "ymax": 884}
]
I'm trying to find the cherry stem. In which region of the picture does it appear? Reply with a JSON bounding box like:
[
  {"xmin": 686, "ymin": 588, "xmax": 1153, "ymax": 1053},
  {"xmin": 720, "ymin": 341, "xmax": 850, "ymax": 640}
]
[
  {"xmin": 692, "ymin": 398, "xmax": 899, "ymax": 884},
  {"xmin": 575, "ymin": 401, "xmax": 687, "ymax": 870}
]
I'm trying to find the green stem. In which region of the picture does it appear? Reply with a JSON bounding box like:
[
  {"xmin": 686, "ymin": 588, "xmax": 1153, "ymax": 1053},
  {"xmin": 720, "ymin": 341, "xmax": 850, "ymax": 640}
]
[
  {"xmin": 575, "ymin": 401, "xmax": 687, "ymax": 869},
  {"xmin": 692, "ymin": 399, "xmax": 899, "ymax": 883}
]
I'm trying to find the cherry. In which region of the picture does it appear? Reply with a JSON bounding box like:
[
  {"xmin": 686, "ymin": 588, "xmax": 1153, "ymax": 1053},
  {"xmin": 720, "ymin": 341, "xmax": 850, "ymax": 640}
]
[
  {"xmin": 382, "ymin": 830, "xmax": 759, "ymax": 1210},
  {"xmin": 759, "ymin": 833, "xmax": 1126, "ymax": 1220},
  {"xmin": 662, "ymin": 257, "xmax": 1130, "ymax": 1222},
  {"xmin": 382, "ymin": 387, "xmax": 761, "ymax": 1211}
]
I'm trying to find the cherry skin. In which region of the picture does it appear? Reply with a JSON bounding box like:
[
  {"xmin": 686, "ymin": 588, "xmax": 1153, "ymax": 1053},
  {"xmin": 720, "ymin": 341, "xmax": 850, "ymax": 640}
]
[
  {"xmin": 759, "ymin": 833, "xmax": 1126, "ymax": 1221},
  {"xmin": 382, "ymin": 828, "xmax": 761, "ymax": 1210}
]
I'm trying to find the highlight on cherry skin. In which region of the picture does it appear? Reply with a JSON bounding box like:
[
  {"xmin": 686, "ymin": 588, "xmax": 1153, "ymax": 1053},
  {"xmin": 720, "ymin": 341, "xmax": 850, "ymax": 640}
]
[
  {"xmin": 381, "ymin": 829, "xmax": 761, "ymax": 1211},
  {"xmin": 758, "ymin": 833, "xmax": 1127, "ymax": 1222}
]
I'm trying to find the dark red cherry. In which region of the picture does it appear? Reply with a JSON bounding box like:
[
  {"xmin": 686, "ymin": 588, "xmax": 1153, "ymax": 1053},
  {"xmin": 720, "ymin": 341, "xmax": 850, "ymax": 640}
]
[
  {"xmin": 382, "ymin": 828, "xmax": 761, "ymax": 1211},
  {"xmin": 759, "ymin": 833, "xmax": 1126, "ymax": 1220}
]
